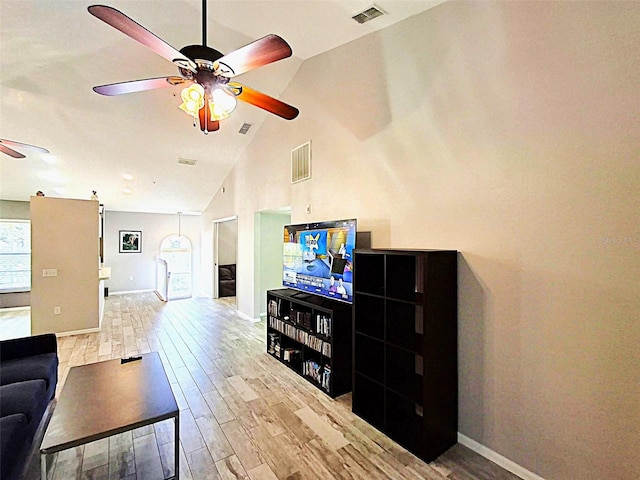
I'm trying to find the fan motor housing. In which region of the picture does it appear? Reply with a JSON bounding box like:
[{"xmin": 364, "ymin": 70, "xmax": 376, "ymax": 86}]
[
  {"xmin": 179, "ymin": 44, "xmax": 229, "ymax": 89},
  {"xmin": 180, "ymin": 44, "xmax": 224, "ymax": 63}
]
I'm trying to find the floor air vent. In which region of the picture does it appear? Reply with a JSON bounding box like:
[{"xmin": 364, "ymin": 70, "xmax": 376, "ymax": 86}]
[
  {"xmin": 239, "ymin": 123, "xmax": 252, "ymax": 134},
  {"xmin": 291, "ymin": 141, "xmax": 311, "ymax": 183},
  {"xmin": 178, "ymin": 158, "xmax": 197, "ymax": 166},
  {"xmin": 352, "ymin": 5, "xmax": 386, "ymax": 24}
]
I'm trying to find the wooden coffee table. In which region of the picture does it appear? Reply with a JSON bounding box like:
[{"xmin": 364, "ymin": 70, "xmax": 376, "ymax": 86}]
[{"xmin": 40, "ymin": 352, "xmax": 179, "ymax": 479}]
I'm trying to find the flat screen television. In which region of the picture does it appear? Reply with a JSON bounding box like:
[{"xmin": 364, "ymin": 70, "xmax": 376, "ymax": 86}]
[{"xmin": 282, "ymin": 219, "xmax": 357, "ymax": 303}]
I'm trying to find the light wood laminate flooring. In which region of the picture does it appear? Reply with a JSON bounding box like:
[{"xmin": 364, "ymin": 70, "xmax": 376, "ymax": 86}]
[{"xmin": 25, "ymin": 292, "xmax": 521, "ymax": 480}]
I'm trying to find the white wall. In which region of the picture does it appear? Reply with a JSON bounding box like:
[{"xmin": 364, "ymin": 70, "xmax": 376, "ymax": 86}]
[
  {"xmin": 104, "ymin": 211, "xmax": 203, "ymax": 295},
  {"xmin": 203, "ymin": 2, "xmax": 640, "ymax": 480}
]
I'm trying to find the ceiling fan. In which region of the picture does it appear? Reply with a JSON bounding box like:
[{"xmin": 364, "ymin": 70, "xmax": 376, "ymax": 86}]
[
  {"xmin": 88, "ymin": 1, "xmax": 299, "ymax": 134},
  {"xmin": 0, "ymin": 139, "xmax": 49, "ymax": 159}
]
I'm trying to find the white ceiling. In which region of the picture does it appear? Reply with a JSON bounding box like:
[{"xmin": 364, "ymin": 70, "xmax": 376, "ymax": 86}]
[{"xmin": 0, "ymin": 0, "xmax": 445, "ymax": 213}]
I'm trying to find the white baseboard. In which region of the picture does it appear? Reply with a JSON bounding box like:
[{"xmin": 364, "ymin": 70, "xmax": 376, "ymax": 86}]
[
  {"xmin": 109, "ymin": 289, "xmax": 154, "ymax": 295},
  {"xmin": 0, "ymin": 306, "xmax": 30, "ymax": 312},
  {"xmin": 458, "ymin": 433, "xmax": 546, "ymax": 480},
  {"xmin": 234, "ymin": 309, "xmax": 260, "ymax": 323},
  {"xmin": 55, "ymin": 327, "xmax": 101, "ymax": 337}
]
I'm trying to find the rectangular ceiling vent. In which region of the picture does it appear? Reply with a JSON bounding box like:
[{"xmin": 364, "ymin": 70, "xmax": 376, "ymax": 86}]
[
  {"xmin": 178, "ymin": 158, "xmax": 197, "ymax": 166},
  {"xmin": 352, "ymin": 5, "xmax": 386, "ymax": 24},
  {"xmin": 291, "ymin": 141, "xmax": 311, "ymax": 184},
  {"xmin": 238, "ymin": 123, "xmax": 253, "ymax": 134}
]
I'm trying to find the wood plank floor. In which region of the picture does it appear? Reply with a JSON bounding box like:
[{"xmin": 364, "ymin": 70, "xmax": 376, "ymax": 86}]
[{"xmin": 22, "ymin": 292, "xmax": 521, "ymax": 480}]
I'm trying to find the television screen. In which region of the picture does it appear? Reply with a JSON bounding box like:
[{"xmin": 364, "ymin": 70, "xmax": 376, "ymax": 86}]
[{"xmin": 283, "ymin": 219, "xmax": 357, "ymax": 303}]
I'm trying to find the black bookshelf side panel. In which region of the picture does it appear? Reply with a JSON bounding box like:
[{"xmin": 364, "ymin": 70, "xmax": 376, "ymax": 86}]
[
  {"xmin": 386, "ymin": 254, "xmax": 417, "ymax": 301},
  {"xmin": 354, "ymin": 293, "xmax": 384, "ymax": 339},
  {"xmin": 353, "ymin": 374, "xmax": 385, "ymax": 431},
  {"xmin": 354, "ymin": 333, "xmax": 384, "ymax": 384},
  {"xmin": 330, "ymin": 304, "xmax": 353, "ymax": 397},
  {"xmin": 385, "ymin": 299, "xmax": 423, "ymax": 354},
  {"xmin": 354, "ymin": 252, "xmax": 385, "ymax": 296},
  {"xmin": 385, "ymin": 390, "xmax": 424, "ymax": 458}
]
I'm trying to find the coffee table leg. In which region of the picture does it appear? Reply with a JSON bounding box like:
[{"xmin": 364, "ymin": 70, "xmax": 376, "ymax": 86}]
[
  {"xmin": 41, "ymin": 453, "xmax": 47, "ymax": 480},
  {"xmin": 174, "ymin": 412, "xmax": 180, "ymax": 479}
]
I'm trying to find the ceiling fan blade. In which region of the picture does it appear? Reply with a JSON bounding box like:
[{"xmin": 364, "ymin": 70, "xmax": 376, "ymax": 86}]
[
  {"xmin": 228, "ymin": 82, "xmax": 299, "ymax": 120},
  {"xmin": 0, "ymin": 144, "xmax": 26, "ymax": 159},
  {"xmin": 0, "ymin": 138, "xmax": 50, "ymax": 160},
  {"xmin": 216, "ymin": 34, "xmax": 293, "ymax": 77},
  {"xmin": 93, "ymin": 77, "xmax": 186, "ymax": 96},
  {"xmin": 88, "ymin": 5, "xmax": 197, "ymax": 72},
  {"xmin": 0, "ymin": 138, "xmax": 50, "ymax": 154}
]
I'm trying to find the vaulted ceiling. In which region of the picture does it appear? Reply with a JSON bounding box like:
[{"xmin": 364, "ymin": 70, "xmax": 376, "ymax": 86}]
[{"xmin": 1, "ymin": 0, "xmax": 445, "ymax": 213}]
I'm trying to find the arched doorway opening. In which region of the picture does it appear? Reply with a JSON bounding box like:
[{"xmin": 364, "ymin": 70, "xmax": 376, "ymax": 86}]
[{"xmin": 159, "ymin": 234, "xmax": 192, "ymax": 300}]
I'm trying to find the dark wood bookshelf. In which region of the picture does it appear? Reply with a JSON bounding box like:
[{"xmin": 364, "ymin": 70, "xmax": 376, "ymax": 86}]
[
  {"xmin": 352, "ymin": 249, "xmax": 458, "ymax": 462},
  {"xmin": 266, "ymin": 288, "xmax": 352, "ymax": 398}
]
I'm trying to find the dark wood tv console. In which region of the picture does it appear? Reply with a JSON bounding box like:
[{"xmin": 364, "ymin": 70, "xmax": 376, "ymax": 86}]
[{"xmin": 266, "ymin": 288, "xmax": 352, "ymax": 398}]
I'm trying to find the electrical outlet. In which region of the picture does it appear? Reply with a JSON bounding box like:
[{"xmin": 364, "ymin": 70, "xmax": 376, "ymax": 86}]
[
  {"xmin": 43, "ymin": 269, "xmax": 58, "ymax": 277},
  {"xmin": 54, "ymin": 306, "xmax": 61, "ymax": 315},
  {"xmin": 129, "ymin": 276, "xmax": 134, "ymax": 281}
]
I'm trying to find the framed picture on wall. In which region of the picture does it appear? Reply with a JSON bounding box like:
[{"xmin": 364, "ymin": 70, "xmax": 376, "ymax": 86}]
[{"xmin": 119, "ymin": 230, "xmax": 142, "ymax": 253}]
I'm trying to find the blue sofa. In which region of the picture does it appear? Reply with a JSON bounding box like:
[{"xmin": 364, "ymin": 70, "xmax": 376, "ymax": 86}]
[{"xmin": 0, "ymin": 334, "xmax": 58, "ymax": 480}]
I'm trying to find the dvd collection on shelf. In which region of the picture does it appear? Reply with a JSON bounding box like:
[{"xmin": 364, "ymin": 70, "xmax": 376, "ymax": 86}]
[
  {"xmin": 303, "ymin": 360, "xmax": 331, "ymax": 392},
  {"xmin": 268, "ymin": 299, "xmax": 332, "ymax": 338},
  {"xmin": 268, "ymin": 316, "xmax": 331, "ymax": 357}
]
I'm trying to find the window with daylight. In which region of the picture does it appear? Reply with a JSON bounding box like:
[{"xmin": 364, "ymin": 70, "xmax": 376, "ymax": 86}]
[{"xmin": 0, "ymin": 220, "xmax": 31, "ymax": 292}]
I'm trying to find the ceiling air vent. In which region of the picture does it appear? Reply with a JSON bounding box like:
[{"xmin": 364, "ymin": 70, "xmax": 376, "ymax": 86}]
[
  {"xmin": 178, "ymin": 158, "xmax": 197, "ymax": 166},
  {"xmin": 352, "ymin": 5, "xmax": 386, "ymax": 24},
  {"xmin": 291, "ymin": 141, "xmax": 311, "ymax": 184},
  {"xmin": 239, "ymin": 123, "xmax": 253, "ymax": 134}
]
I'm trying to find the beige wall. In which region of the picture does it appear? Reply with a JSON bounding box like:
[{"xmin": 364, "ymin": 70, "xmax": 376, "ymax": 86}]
[
  {"xmin": 30, "ymin": 196, "xmax": 99, "ymax": 335},
  {"xmin": 204, "ymin": 2, "xmax": 640, "ymax": 479}
]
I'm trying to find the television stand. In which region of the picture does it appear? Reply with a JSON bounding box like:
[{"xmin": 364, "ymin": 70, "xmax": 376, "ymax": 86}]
[{"xmin": 266, "ymin": 288, "xmax": 352, "ymax": 397}]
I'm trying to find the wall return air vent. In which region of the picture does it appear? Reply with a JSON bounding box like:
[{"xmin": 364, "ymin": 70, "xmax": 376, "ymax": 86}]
[
  {"xmin": 352, "ymin": 5, "xmax": 386, "ymax": 24},
  {"xmin": 291, "ymin": 141, "xmax": 311, "ymax": 183}
]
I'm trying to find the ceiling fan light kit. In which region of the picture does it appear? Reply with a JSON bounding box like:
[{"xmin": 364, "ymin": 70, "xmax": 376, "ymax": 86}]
[{"xmin": 88, "ymin": 1, "xmax": 299, "ymax": 135}]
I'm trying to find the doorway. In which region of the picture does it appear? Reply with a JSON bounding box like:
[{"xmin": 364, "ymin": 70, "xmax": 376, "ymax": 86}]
[
  {"xmin": 159, "ymin": 234, "xmax": 193, "ymax": 300},
  {"xmin": 213, "ymin": 216, "xmax": 237, "ymax": 306}
]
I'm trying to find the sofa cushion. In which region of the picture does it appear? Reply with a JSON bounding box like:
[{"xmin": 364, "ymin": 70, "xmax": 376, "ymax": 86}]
[
  {"xmin": 0, "ymin": 414, "xmax": 29, "ymax": 480},
  {"xmin": 0, "ymin": 352, "xmax": 58, "ymax": 400},
  {"xmin": 0, "ymin": 379, "xmax": 47, "ymax": 423}
]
